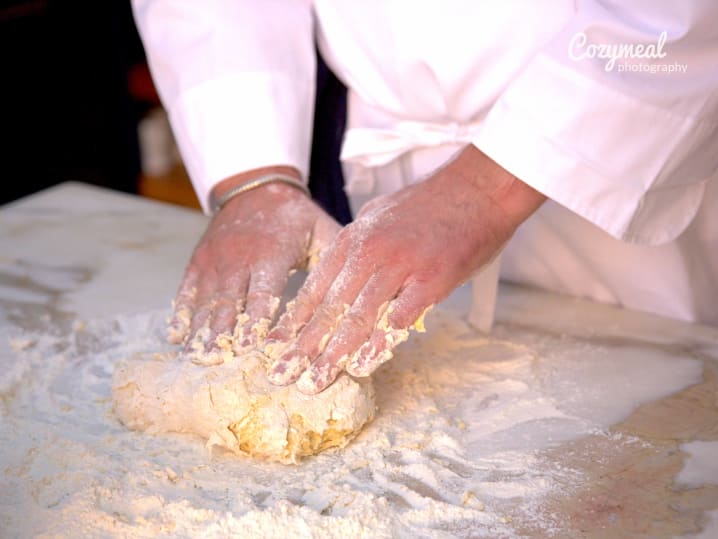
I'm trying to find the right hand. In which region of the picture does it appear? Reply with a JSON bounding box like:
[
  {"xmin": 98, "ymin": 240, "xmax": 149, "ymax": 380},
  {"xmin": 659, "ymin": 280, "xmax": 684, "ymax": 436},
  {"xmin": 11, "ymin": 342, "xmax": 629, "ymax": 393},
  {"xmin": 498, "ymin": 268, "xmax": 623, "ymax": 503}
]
[{"xmin": 168, "ymin": 169, "xmax": 340, "ymax": 364}]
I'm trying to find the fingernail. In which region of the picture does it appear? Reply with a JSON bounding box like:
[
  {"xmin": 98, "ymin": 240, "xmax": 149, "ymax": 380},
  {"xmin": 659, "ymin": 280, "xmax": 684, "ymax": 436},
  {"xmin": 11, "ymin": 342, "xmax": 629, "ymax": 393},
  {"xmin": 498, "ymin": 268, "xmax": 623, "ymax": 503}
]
[
  {"xmin": 296, "ymin": 369, "xmax": 321, "ymax": 394},
  {"xmin": 296, "ymin": 358, "xmax": 345, "ymax": 395},
  {"xmin": 267, "ymin": 350, "xmax": 310, "ymax": 385},
  {"xmin": 347, "ymin": 342, "xmax": 393, "ymax": 377},
  {"xmin": 234, "ymin": 318, "xmax": 272, "ymax": 351}
]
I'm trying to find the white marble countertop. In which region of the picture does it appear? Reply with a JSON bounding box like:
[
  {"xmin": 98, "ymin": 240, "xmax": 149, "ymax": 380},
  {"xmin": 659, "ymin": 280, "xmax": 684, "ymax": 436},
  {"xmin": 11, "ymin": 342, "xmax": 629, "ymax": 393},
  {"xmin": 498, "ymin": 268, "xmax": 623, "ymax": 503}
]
[{"xmin": 1, "ymin": 182, "xmax": 717, "ymax": 538}]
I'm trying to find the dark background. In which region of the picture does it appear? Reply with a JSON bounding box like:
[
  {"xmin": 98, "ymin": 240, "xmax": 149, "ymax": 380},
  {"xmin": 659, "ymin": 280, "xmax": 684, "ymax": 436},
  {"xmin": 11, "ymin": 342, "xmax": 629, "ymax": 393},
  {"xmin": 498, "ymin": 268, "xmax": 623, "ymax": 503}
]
[
  {"xmin": 1, "ymin": 0, "xmax": 351, "ymax": 223},
  {"xmin": 2, "ymin": 1, "xmax": 145, "ymax": 204}
]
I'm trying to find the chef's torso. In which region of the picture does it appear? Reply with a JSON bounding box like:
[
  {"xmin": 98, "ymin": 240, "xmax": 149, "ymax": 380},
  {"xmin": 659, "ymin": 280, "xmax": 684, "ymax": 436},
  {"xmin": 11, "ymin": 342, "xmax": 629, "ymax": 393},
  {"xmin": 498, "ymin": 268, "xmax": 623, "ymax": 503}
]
[{"xmin": 313, "ymin": 1, "xmax": 718, "ymax": 326}]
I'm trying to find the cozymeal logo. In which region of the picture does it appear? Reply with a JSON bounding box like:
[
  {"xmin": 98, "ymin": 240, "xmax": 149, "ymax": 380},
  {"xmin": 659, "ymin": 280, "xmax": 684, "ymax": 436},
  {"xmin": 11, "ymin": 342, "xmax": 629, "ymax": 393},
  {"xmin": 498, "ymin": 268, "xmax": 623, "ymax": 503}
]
[{"xmin": 568, "ymin": 30, "xmax": 688, "ymax": 74}]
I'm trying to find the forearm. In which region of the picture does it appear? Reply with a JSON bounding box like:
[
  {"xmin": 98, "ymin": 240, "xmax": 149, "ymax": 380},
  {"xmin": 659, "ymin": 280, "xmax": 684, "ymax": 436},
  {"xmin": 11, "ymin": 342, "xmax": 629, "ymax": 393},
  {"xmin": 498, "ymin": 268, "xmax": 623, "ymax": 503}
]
[{"xmin": 448, "ymin": 144, "xmax": 547, "ymax": 233}]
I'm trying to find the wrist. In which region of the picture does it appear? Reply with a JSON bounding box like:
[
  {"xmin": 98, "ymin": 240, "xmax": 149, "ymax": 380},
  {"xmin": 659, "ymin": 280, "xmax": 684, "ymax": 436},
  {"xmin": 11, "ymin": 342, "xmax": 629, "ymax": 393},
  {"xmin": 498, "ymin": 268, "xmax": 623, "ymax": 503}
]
[
  {"xmin": 451, "ymin": 145, "xmax": 546, "ymax": 228},
  {"xmin": 210, "ymin": 166, "xmax": 305, "ymax": 214}
]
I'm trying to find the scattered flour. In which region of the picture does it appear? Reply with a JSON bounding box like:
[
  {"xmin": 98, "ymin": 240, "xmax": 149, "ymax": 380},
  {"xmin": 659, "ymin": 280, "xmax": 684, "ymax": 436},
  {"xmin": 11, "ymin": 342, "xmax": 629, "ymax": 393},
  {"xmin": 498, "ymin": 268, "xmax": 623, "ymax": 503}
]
[{"xmin": 0, "ymin": 305, "xmax": 704, "ymax": 538}]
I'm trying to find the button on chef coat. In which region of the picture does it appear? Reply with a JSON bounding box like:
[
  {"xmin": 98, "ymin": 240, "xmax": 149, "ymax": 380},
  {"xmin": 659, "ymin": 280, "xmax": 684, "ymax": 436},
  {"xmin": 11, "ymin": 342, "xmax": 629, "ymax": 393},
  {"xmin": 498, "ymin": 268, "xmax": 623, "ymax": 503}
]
[{"xmin": 133, "ymin": 0, "xmax": 718, "ymax": 326}]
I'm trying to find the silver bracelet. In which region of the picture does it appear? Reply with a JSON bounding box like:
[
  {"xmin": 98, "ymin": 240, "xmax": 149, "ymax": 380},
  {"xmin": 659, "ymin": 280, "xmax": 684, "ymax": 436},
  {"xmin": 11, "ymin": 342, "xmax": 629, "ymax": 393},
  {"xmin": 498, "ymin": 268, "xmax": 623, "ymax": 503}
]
[{"xmin": 210, "ymin": 173, "xmax": 310, "ymax": 214}]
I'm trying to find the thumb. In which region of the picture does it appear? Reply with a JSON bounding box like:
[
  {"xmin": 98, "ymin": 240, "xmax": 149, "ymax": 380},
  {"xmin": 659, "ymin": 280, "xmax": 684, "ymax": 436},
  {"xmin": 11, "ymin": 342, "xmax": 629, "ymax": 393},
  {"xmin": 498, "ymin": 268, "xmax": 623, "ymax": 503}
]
[{"xmin": 306, "ymin": 214, "xmax": 342, "ymax": 270}]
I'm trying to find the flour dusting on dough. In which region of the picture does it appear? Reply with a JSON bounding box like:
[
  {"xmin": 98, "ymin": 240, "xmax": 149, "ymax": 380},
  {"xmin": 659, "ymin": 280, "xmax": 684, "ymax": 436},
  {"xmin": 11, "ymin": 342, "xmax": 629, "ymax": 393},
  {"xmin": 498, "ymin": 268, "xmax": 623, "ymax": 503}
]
[{"xmin": 112, "ymin": 350, "xmax": 376, "ymax": 463}]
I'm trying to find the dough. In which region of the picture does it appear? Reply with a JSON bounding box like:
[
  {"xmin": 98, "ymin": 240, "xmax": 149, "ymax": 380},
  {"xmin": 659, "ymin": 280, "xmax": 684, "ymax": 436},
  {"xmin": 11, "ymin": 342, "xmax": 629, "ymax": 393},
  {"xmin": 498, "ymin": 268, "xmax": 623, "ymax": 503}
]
[{"xmin": 112, "ymin": 350, "xmax": 376, "ymax": 464}]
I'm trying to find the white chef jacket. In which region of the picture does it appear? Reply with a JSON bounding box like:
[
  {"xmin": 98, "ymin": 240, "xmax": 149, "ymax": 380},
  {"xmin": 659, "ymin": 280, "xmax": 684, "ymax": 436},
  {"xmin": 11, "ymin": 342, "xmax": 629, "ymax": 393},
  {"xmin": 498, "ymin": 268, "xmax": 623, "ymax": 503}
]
[{"xmin": 133, "ymin": 0, "xmax": 718, "ymax": 326}]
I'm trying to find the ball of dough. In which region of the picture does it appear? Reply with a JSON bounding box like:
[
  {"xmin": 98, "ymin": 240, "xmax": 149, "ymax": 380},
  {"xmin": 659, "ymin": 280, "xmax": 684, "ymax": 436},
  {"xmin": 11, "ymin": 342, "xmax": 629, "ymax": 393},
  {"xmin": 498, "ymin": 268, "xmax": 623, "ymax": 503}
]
[{"xmin": 112, "ymin": 351, "xmax": 375, "ymax": 464}]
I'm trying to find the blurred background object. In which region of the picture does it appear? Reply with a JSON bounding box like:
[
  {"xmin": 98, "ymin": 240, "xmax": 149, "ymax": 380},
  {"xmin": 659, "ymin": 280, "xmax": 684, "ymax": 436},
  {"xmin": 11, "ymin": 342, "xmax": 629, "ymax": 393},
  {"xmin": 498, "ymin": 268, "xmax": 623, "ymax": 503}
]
[
  {"xmin": 1, "ymin": 0, "xmax": 351, "ymax": 222},
  {"xmin": 2, "ymin": 0, "xmax": 145, "ymax": 204}
]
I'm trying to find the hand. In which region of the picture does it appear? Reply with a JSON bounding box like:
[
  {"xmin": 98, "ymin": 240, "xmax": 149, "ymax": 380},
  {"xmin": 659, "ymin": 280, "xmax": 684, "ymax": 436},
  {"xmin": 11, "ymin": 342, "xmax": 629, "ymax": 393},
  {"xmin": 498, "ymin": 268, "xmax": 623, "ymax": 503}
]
[
  {"xmin": 265, "ymin": 145, "xmax": 546, "ymax": 393},
  {"xmin": 168, "ymin": 167, "xmax": 340, "ymax": 365}
]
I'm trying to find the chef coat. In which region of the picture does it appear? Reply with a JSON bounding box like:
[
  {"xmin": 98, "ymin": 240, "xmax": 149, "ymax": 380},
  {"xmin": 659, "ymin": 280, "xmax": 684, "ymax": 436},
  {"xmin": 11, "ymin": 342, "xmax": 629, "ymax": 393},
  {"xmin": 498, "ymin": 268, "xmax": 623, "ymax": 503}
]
[{"xmin": 133, "ymin": 0, "xmax": 718, "ymax": 326}]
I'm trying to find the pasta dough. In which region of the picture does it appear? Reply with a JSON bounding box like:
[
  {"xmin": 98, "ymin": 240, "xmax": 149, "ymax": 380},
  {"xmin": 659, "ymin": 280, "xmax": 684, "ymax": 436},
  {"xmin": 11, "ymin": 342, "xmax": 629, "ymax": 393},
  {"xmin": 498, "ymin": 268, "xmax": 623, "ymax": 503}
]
[{"xmin": 112, "ymin": 350, "xmax": 376, "ymax": 464}]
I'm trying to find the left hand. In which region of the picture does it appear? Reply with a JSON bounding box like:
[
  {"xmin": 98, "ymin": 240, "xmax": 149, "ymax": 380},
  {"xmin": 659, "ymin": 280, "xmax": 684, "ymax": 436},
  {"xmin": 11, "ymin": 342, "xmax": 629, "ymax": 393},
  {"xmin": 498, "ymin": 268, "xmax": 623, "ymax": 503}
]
[{"xmin": 264, "ymin": 145, "xmax": 546, "ymax": 393}]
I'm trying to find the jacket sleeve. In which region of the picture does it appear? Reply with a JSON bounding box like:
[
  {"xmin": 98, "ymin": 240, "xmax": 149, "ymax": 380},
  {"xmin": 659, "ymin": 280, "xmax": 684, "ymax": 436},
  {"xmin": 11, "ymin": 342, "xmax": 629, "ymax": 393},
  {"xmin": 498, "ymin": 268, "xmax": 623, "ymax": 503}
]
[
  {"xmin": 132, "ymin": 0, "xmax": 316, "ymax": 213},
  {"xmin": 472, "ymin": 0, "xmax": 718, "ymax": 245}
]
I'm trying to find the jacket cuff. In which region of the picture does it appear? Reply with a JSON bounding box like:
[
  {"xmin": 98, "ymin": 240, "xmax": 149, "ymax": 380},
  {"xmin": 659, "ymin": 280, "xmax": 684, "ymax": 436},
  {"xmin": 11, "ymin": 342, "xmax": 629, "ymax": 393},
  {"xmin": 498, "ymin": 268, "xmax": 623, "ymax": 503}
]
[
  {"xmin": 168, "ymin": 73, "xmax": 314, "ymax": 214},
  {"xmin": 473, "ymin": 53, "xmax": 709, "ymax": 245}
]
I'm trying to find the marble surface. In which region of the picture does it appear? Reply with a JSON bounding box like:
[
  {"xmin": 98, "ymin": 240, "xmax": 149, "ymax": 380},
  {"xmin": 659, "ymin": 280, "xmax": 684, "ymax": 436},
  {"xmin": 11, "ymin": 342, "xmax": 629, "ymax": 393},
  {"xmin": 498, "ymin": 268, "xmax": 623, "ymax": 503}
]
[{"xmin": 1, "ymin": 182, "xmax": 717, "ymax": 538}]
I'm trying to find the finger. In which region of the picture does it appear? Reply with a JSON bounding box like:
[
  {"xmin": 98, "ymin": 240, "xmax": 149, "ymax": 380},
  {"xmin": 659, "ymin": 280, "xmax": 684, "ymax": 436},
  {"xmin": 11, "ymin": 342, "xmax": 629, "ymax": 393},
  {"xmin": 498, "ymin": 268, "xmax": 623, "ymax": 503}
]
[
  {"xmin": 167, "ymin": 266, "xmax": 199, "ymax": 344},
  {"xmin": 235, "ymin": 264, "xmax": 289, "ymax": 349},
  {"xmin": 206, "ymin": 270, "xmax": 249, "ymax": 352},
  {"xmin": 383, "ymin": 280, "xmax": 435, "ymax": 331},
  {"xmin": 346, "ymin": 281, "xmax": 434, "ymax": 377},
  {"xmin": 265, "ymin": 235, "xmax": 349, "ymax": 347},
  {"xmin": 266, "ymin": 253, "xmax": 370, "ymax": 386},
  {"xmin": 182, "ymin": 269, "xmax": 218, "ymax": 355},
  {"xmin": 306, "ymin": 216, "xmax": 341, "ymax": 270},
  {"xmin": 295, "ymin": 269, "xmax": 404, "ymax": 394}
]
